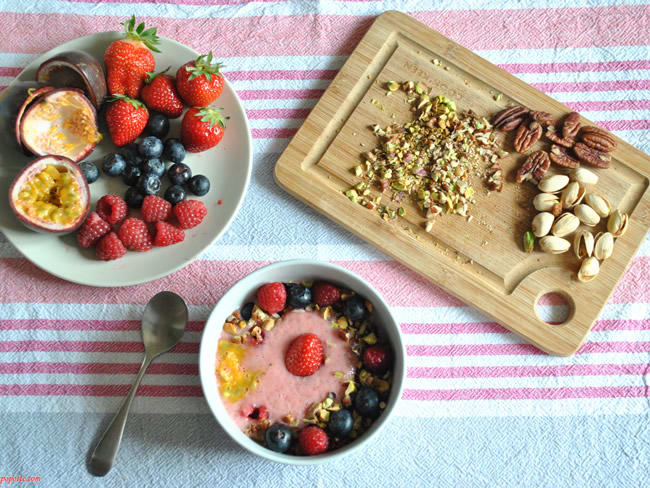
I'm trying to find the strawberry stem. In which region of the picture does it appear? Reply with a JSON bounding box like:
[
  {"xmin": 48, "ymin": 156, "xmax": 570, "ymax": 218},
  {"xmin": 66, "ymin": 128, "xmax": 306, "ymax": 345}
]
[
  {"xmin": 185, "ymin": 51, "xmax": 224, "ymax": 82},
  {"xmin": 195, "ymin": 107, "xmax": 229, "ymax": 129},
  {"xmin": 121, "ymin": 15, "xmax": 161, "ymax": 53},
  {"xmin": 107, "ymin": 94, "xmax": 147, "ymax": 111},
  {"xmin": 144, "ymin": 67, "xmax": 171, "ymax": 84}
]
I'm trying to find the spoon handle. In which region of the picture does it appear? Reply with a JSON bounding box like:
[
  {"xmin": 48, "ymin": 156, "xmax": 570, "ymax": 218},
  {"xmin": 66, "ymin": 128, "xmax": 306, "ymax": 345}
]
[{"xmin": 89, "ymin": 354, "xmax": 153, "ymax": 476}]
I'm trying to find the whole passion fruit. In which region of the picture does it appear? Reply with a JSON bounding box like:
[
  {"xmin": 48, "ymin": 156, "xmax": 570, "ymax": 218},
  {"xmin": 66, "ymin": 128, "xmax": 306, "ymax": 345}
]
[
  {"xmin": 19, "ymin": 88, "xmax": 101, "ymax": 162},
  {"xmin": 9, "ymin": 155, "xmax": 90, "ymax": 234}
]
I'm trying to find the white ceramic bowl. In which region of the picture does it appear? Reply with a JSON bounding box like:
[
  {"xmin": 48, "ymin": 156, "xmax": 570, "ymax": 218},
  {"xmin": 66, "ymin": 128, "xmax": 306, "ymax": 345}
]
[{"xmin": 199, "ymin": 260, "xmax": 405, "ymax": 464}]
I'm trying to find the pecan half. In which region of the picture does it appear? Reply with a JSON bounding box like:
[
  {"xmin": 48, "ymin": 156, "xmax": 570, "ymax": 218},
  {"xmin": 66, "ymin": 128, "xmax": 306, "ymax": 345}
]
[
  {"xmin": 530, "ymin": 110, "xmax": 555, "ymax": 125},
  {"xmin": 513, "ymin": 120, "xmax": 542, "ymax": 152},
  {"xmin": 545, "ymin": 126, "xmax": 574, "ymax": 148},
  {"xmin": 516, "ymin": 150, "xmax": 550, "ymax": 184},
  {"xmin": 549, "ymin": 144, "xmax": 580, "ymax": 168},
  {"xmin": 562, "ymin": 112, "xmax": 581, "ymax": 139},
  {"xmin": 573, "ymin": 142, "xmax": 611, "ymax": 169},
  {"xmin": 492, "ymin": 105, "xmax": 529, "ymax": 131},
  {"xmin": 580, "ymin": 126, "xmax": 617, "ymax": 152}
]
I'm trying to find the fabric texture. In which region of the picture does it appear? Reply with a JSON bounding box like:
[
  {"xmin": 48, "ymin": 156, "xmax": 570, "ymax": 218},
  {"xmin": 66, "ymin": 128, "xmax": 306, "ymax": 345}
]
[{"xmin": 0, "ymin": 1, "xmax": 648, "ymax": 486}]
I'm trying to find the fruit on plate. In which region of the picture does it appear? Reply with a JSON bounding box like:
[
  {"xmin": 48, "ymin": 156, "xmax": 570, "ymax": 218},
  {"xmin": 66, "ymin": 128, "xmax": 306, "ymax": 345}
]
[
  {"xmin": 141, "ymin": 195, "xmax": 171, "ymax": 222},
  {"xmin": 152, "ymin": 221, "xmax": 185, "ymax": 246},
  {"xmin": 176, "ymin": 51, "xmax": 224, "ymax": 106},
  {"xmin": 117, "ymin": 217, "xmax": 153, "ymax": 252},
  {"xmin": 96, "ymin": 194, "xmax": 128, "ymax": 225},
  {"xmin": 0, "ymin": 81, "xmax": 54, "ymax": 150},
  {"xmin": 173, "ymin": 199, "xmax": 207, "ymax": 229},
  {"xmin": 141, "ymin": 71, "xmax": 184, "ymax": 118},
  {"xmin": 96, "ymin": 231, "xmax": 127, "ymax": 261},
  {"xmin": 19, "ymin": 88, "xmax": 101, "ymax": 162},
  {"xmin": 105, "ymin": 94, "xmax": 149, "ymax": 147},
  {"xmin": 77, "ymin": 212, "xmax": 110, "ymax": 248},
  {"xmin": 181, "ymin": 107, "xmax": 227, "ymax": 152},
  {"xmin": 104, "ymin": 16, "xmax": 160, "ymax": 98},
  {"xmin": 8, "ymin": 155, "xmax": 90, "ymax": 234},
  {"xmin": 35, "ymin": 50, "xmax": 107, "ymax": 109}
]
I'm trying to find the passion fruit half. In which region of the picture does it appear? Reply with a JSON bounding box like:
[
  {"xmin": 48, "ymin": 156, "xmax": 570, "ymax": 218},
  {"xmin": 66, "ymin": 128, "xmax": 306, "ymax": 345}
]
[
  {"xmin": 35, "ymin": 50, "xmax": 107, "ymax": 109},
  {"xmin": 19, "ymin": 88, "xmax": 101, "ymax": 162},
  {"xmin": 0, "ymin": 81, "xmax": 55, "ymax": 150},
  {"xmin": 9, "ymin": 155, "xmax": 90, "ymax": 234}
]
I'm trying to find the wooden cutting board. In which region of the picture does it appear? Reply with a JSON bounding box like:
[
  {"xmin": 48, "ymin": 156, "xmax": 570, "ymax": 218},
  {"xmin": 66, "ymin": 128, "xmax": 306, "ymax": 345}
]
[{"xmin": 274, "ymin": 10, "xmax": 650, "ymax": 355}]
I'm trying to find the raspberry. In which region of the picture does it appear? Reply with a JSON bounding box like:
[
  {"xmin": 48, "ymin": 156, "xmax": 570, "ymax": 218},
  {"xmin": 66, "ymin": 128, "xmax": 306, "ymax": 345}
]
[
  {"xmin": 173, "ymin": 200, "xmax": 207, "ymax": 229},
  {"xmin": 248, "ymin": 406, "xmax": 269, "ymax": 420},
  {"xmin": 96, "ymin": 232, "xmax": 126, "ymax": 261},
  {"xmin": 362, "ymin": 344, "xmax": 391, "ymax": 375},
  {"xmin": 152, "ymin": 221, "xmax": 185, "ymax": 247},
  {"xmin": 96, "ymin": 194, "xmax": 128, "ymax": 225},
  {"xmin": 141, "ymin": 195, "xmax": 172, "ymax": 222},
  {"xmin": 117, "ymin": 218, "xmax": 152, "ymax": 252},
  {"xmin": 312, "ymin": 282, "xmax": 341, "ymax": 306},
  {"xmin": 256, "ymin": 282, "xmax": 286, "ymax": 314},
  {"xmin": 76, "ymin": 212, "xmax": 110, "ymax": 248},
  {"xmin": 284, "ymin": 333, "xmax": 324, "ymax": 377},
  {"xmin": 298, "ymin": 426, "xmax": 329, "ymax": 455}
]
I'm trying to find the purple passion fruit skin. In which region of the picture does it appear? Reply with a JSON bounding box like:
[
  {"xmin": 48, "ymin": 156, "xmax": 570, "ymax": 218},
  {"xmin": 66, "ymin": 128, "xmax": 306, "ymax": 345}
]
[
  {"xmin": 35, "ymin": 50, "xmax": 107, "ymax": 109},
  {"xmin": 19, "ymin": 88, "xmax": 101, "ymax": 163},
  {"xmin": 8, "ymin": 155, "xmax": 90, "ymax": 234},
  {"xmin": 0, "ymin": 82, "xmax": 55, "ymax": 150}
]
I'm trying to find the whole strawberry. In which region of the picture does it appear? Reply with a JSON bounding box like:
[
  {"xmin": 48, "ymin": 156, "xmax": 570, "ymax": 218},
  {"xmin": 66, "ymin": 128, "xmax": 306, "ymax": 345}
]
[
  {"xmin": 141, "ymin": 71, "xmax": 184, "ymax": 118},
  {"xmin": 96, "ymin": 232, "xmax": 127, "ymax": 261},
  {"xmin": 117, "ymin": 218, "xmax": 153, "ymax": 252},
  {"xmin": 181, "ymin": 107, "xmax": 227, "ymax": 153},
  {"xmin": 104, "ymin": 16, "xmax": 160, "ymax": 98},
  {"xmin": 176, "ymin": 52, "xmax": 224, "ymax": 106},
  {"xmin": 298, "ymin": 426, "xmax": 329, "ymax": 455},
  {"xmin": 105, "ymin": 95, "xmax": 149, "ymax": 147},
  {"xmin": 285, "ymin": 333, "xmax": 324, "ymax": 377},
  {"xmin": 256, "ymin": 282, "xmax": 286, "ymax": 314}
]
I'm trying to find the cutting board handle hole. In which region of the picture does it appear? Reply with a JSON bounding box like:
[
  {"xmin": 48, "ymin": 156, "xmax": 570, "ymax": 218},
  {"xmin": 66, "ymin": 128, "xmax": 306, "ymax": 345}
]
[{"xmin": 535, "ymin": 292, "xmax": 573, "ymax": 326}]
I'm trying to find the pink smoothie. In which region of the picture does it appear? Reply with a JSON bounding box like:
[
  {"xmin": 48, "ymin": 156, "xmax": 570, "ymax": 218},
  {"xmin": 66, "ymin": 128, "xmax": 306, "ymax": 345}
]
[{"xmin": 219, "ymin": 310, "xmax": 357, "ymax": 429}]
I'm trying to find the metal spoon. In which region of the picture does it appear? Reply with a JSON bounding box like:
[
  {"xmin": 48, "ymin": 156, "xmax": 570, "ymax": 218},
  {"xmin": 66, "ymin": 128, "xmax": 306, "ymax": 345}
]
[{"xmin": 89, "ymin": 291, "xmax": 188, "ymax": 477}]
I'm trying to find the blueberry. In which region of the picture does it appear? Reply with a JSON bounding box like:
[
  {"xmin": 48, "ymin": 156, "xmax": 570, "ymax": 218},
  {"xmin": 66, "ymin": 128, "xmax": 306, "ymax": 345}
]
[
  {"xmin": 137, "ymin": 173, "xmax": 161, "ymax": 195},
  {"xmin": 344, "ymin": 295, "xmax": 366, "ymax": 322},
  {"xmin": 79, "ymin": 161, "xmax": 99, "ymax": 184},
  {"xmin": 164, "ymin": 184, "xmax": 186, "ymax": 205},
  {"xmin": 264, "ymin": 424, "xmax": 292, "ymax": 453},
  {"xmin": 163, "ymin": 138, "xmax": 186, "ymax": 164},
  {"xmin": 354, "ymin": 387, "xmax": 380, "ymax": 419},
  {"xmin": 142, "ymin": 158, "xmax": 166, "ymax": 178},
  {"xmin": 188, "ymin": 174, "xmax": 210, "ymax": 196},
  {"xmin": 122, "ymin": 143, "xmax": 144, "ymax": 167},
  {"xmin": 122, "ymin": 165, "xmax": 142, "ymax": 186},
  {"xmin": 240, "ymin": 302, "xmax": 255, "ymax": 321},
  {"xmin": 138, "ymin": 136, "xmax": 164, "ymax": 159},
  {"xmin": 167, "ymin": 163, "xmax": 192, "ymax": 186},
  {"xmin": 125, "ymin": 187, "xmax": 145, "ymax": 209},
  {"xmin": 102, "ymin": 153, "xmax": 126, "ymax": 176},
  {"xmin": 285, "ymin": 283, "xmax": 312, "ymax": 309},
  {"xmin": 146, "ymin": 112, "xmax": 170, "ymax": 138},
  {"xmin": 328, "ymin": 409, "xmax": 354, "ymax": 437}
]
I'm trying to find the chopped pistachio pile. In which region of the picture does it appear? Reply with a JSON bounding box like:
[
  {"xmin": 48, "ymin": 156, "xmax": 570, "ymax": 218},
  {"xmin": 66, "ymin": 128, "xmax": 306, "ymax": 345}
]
[{"xmin": 345, "ymin": 81, "xmax": 507, "ymax": 225}]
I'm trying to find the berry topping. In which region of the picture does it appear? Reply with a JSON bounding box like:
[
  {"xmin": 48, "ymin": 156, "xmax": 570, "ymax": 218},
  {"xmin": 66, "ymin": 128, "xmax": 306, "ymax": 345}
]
[
  {"xmin": 173, "ymin": 199, "xmax": 207, "ymax": 229},
  {"xmin": 117, "ymin": 217, "xmax": 152, "ymax": 252},
  {"xmin": 285, "ymin": 333, "xmax": 324, "ymax": 377},
  {"xmin": 76, "ymin": 212, "xmax": 110, "ymax": 248},
  {"xmin": 362, "ymin": 344, "xmax": 391, "ymax": 375},
  {"xmin": 240, "ymin": 302, "xmax": 254, "ymax": 321},
  {"xmin": 152, "ymin": 221, "xmax": 185, "ymax": 247},
  {"xmin": 79, "ymin": 161, "xmax": 99, "ymax": 184},
  {"xmin": 141, "ymin": 157, "xmax": 165, "ymax": 177},
  {"xmin": 265, "ymin": 424, "xmax": 292, "ymax": 453},
  {"xmin": 344, "ymin": 295, "xmax": 366, "ymax": 322},
  {"xmin": 328, "ymin": 409, "xmax": 354, "ymax": 438},
  {"xmin": 163, "ymin": 138, "xmax": 186, "ymax": 163},
  {"xmin": 256, "ymin": 282, "xmax": 286, "ymax": 314},
  {"xmin": 136, "ymin": 173, "xmax": 161, "ymax": 195},
  {"xmin": 125, "ymin": 187, "xmax": 145, "ymax": 209},
  {"xmin": 138, "ymin": 135, "xmax": 164, "ymax": 158},
  {"xmin": 122, "ymin": 165, "xmax": 142, "ymax": 186},
  {"xmin": 164, "ymin": 184, "xmax": 186, "ymax": 205},
  {"xmin": 96, "ymin": 231, "xmax": 127, "ymax": 261},
  {"xmin": 167, "ymin": 163, "xmax": 192, "ymax": 186},
  {"xmin": 285, "ymin": 283, "xmax": 312, "ymax": 309},
  {"xmin": 141, "ymin": 195, "xmax": 172, "ymax": 222},
  {"xmin": 188, "ymin": 174, "xmax": 210, "ymax": 196},
  {"xmin": 313, "ymin": 282, "xmax": 341, "ymax": 306},
  {"xmin": 354, "ymin": 387, "xmax": 380, "ymax": 419},
  {"xmin": 96, "ymin": 194, "xmax": 128, "ymax": 225},
  {"xmin": 298, "ymin": 426, "xmax": 329, "ymax": 455},
  {"xmin": 102, "ymin": 153, "xmax": 126, "ymax": 176},
  {"xmin": 248, "ymin": 405, "xmax": 269, "ymax": 420}
]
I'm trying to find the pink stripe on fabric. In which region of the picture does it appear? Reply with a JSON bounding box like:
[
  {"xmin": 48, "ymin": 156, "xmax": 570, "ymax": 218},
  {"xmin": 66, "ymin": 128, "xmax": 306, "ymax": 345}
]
[
  {"xmin": 227, "ymin": 69, "xmax": 337, "ymax": 81},
  {"xmin": 246, "ymin": 108, "xmax": 311, "ymax": 120},
  {"xmin": 251, "ymin": 128, "xmax": 297, "ymax": 139},
  {"xmin": 67, "ymin": 0, "xmax": 281, "ymax": 5},
  {"xmin": 566, "ymin": 99, "xmax": 650, "ymax": 112},
  {"xmin": 0, "ymin": 67, "xmax": 21, "ymax": 76},
  {"xmin": 0, "ymin": 320, "xmax": 205, "ymax": 332},
  {"xmin": 598, "ymin": 119, "xmax": 650, "ymax": 131},
  {"xmin": 237, "ymin": 89, "xmax": 324, "ymax": 100},
  {"xmin": 0, "ymin": 384, "xmax": 203, "ymax": 397},
  {"xmin": 407, "ymin": 363, "xmax": 650, "ymax": 379},
  {"xmin": 0, "ymin": 362, "xmax": 198, "ymax": 375},
  {"xmin": 532, "ymin": 80, "xmax": 650, "ymax": 92},
  {"xmin": 499, "ymin": 60, "xmax": 650, "ymax": 73},
  {"xmin": 407, "ymin": 341, "xmax": 650, "ymax": 357},
  {"xmin": 0, "ymin": 341, "xmax": 199, "ymax": 353}
]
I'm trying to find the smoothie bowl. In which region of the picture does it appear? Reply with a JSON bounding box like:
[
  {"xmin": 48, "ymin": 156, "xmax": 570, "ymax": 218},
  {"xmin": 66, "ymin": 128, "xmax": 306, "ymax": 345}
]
[{"xmin": 199, "ymin": 260, "xmax": 405, "ymax": 464}]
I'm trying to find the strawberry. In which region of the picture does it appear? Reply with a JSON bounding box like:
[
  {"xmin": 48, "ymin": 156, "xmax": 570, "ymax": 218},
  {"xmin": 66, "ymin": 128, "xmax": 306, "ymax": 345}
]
[
  {"xmin": 181, "ymin": 107, "xmax": 228, "ymax": 153},
  {"xmin": 152, "ymin": 221, "xmax": 185, "ymax": 247},
  {"xmin": 175, "ymin": 52, "xmax": 224, "ymax": 106},
  {"xmin": 312, "ymin": 282, "xmax": 341, "ymax": 306},
  {"xmin": 96, "ymin": 232, "xmax": 127, "ymax": 261},
  {"xmin": 141, "ymin": 195, "xmax": 172, "ymax": 222},
  {"xmin": 173, "ymin": 200, "xmax": 207, "ymax": 229},
  {"xmin": 105, "ymin": 95, "xmax": 149, "ymax": 147},
  {"xmin": 141, "ymin": 70, "xmax": 184, "ymax": 118},
  {"xmin": 362, "ymin": 344, "xmax": 391, "ymax": 375},
  {"xmin": 256, "ymin": 282, "xmax": 286, "ymax": 314},
  {"xmin": 104, "ymin": 16, "xmax": 160, "ymax": 98},
  {"xmin": 96, "ymin": 194, "xmax": 128, "ymax": 225},
  {"xmin": 298, "ymin": 426, "xmax": 329, "ymax": 455},
  {"xmin": 77, "ymin": 212, "xmax": 110, "ymax": 248},
  {"xmin": 284, "ymin": 333, "xmax": 324, "ymax": 377},
  {"xmin": 117, "ymin": 218, "xmax": 153, "ymax": 252}
]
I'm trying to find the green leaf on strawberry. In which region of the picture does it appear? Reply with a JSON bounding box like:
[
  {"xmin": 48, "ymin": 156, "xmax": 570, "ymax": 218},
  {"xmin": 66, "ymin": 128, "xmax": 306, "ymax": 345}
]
[
  {"xmin": 121, "ymin": 15, "xmax": 161, "ymax": 53},
  {"xmin": 185, "ymin": 51, "xmax": 224, "ymax": 82},
  {"xmin": 195, "ymin": 107, "xmax": 229, "ymax": 129}
]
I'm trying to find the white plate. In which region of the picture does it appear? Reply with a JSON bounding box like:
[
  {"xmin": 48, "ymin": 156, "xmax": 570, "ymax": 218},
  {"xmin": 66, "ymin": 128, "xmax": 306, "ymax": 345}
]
[{"xmin": 0, "ymin": 32, "xmax": 252, "ymax": 287}]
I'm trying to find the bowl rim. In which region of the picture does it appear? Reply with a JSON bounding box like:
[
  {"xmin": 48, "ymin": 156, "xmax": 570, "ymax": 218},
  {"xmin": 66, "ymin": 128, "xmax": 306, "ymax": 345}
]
[{"xmin": 198, "ymin": 259, "xmax": 405, "ymax": 464}]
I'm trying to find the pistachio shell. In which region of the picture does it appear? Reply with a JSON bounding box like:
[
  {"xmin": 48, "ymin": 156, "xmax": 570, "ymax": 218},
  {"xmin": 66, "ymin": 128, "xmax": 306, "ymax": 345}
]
[
  {"xmin": 552, "ymin": 212, "xmax": 580, "ymax": 237},
  {"xmin": 538, "ymin": 174, "xmax": 570, "ymax": 193},
  {"xmin": 569, "ymin": 167, "xmax": 599, "ymax": 186},
  {"xmin": 593, "ymin": 232, "xmax": 614, "ymax": 260},
  {"xmin": 578, "ymin": 256, "xmax": 600, "ymax": 282},
  {"xmin": 533, "ymin": 193, "xmax": 560, "ymax": 212},
  {"xmin": 573, "ymin": 229, "xmax": 594, "ymax": 259},
  {"xmin": 532, "ymin": 212, "xmax": 554, "ymax": 237},
  {"xmin": 560, "ymin": 182, "xmax": 585, "ymax": 209},
  {"xmin": 584, "ymin": 193, "xmax": 611, "ymax": 218},
  {"xmin": 539, "ymin": 235, "xmax": 570, "ymax": 254},
  {"xmin": 607, "ymin": 209, "xmax": 629, "ymax": 238},
  {"xmin": 574, "ymin": 204, "xmax": 601, "ymax": 227}
]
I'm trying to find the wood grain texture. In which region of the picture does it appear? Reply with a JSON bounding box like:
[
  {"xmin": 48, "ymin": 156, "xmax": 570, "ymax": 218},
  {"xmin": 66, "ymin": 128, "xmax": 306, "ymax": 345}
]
[{"xmin": 274, "ymin": 10, "xmax": 650, "ymax": 356}]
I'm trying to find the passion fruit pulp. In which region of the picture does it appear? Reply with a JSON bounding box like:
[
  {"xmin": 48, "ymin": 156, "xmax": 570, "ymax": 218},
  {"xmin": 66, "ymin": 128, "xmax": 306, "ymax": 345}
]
[{"xmin": 9, "ymin": 155, "xmax": 90, "ymax": 234}]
